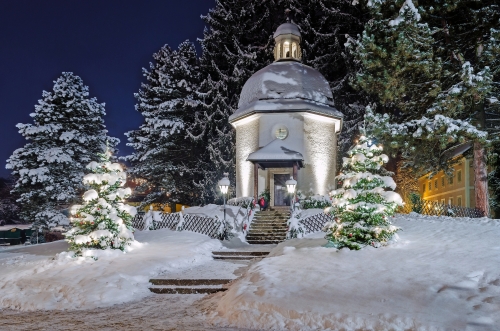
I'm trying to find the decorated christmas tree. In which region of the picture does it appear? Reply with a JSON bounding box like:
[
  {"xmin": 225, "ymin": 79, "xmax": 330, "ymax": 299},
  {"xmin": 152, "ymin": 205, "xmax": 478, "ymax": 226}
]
[
  {"xmin": 326, "ymin": 136, "xmax": 402, "ymax": 250},
  {"xmin": 66, "ymin": 149, "xmax": 137, "ymax": 257}
]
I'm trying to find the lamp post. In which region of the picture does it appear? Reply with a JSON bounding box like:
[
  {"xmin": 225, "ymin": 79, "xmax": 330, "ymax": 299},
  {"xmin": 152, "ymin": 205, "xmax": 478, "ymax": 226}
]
[
  {"xmin": 218, "ymin": 173, "xmax": 230, "ymax": 223},
  {"xmin": 285, "ymin": 176, "xmax": 297, "ymax": 213}
]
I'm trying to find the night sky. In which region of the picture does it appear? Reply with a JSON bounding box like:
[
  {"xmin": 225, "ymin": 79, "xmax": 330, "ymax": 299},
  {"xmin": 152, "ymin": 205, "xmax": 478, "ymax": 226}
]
[{"xmin": 0, "ymin": 0, "xmax": 215, "ymax": 178}]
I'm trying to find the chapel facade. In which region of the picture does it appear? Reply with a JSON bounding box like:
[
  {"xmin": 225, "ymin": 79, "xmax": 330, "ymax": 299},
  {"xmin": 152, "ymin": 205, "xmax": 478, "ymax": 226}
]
[{"xmin": 229, "ymin": 22, "xmax": 343, "ymax": 207}]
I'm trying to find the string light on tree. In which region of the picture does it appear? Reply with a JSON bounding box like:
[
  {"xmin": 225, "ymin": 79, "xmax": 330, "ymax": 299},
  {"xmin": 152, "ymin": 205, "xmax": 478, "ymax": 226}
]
[
  {"xmin": 325, "ymin": 136, "xmax": 403, "ymax": 250},
  {"xmin": 65, "ymin": 148, "xmax": 137, "ymax": 257}
]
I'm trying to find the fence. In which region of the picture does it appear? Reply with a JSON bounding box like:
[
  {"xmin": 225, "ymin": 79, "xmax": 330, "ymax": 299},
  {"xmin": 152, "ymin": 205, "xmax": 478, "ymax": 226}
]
[
  {"xmin": 288, "ymin": 212, "xmax": 334, "ymax": 238},
  {"xmin": 399, "ymin": 199, "xmax": 484, "ymax": 218},
  {"xmin": 131, "ymin": 211, "xmax": 232, "ymax": 240}
]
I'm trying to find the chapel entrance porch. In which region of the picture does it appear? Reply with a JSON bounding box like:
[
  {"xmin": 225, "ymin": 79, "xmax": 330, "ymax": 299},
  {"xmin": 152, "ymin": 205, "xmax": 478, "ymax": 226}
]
[{"xmin": 251, "ymin": 160, "xmax": 300, "ymax": 208}]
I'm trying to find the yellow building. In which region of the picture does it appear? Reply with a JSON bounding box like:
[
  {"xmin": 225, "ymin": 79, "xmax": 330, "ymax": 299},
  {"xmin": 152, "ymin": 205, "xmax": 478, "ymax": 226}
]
[{"xmin": 418, "ymin": 156, "xmax": 475, "ymax": 208}]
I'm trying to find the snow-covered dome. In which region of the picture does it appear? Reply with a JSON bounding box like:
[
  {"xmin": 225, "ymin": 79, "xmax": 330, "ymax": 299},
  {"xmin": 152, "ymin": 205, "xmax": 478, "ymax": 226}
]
[
  {"xmin": 273, "ymin": 22, "xmax": 301, "ymax": 38},
  {"xmin": 237, "ymin": 61, "xmax": 333, "ymax": 108}
]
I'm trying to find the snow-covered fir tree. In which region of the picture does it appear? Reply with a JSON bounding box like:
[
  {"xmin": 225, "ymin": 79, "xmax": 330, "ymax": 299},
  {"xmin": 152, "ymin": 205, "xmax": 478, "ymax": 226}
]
[
  {"xmin": 346, "ymin": 0, "xmax": 499, "ymax": 215},
  {"xmin": 326, "ymin": 136, "xmax": 402, "ymax": 250},
  {"xmin": 189, "ymin": 0, "xmax": 367, "ymax": 202},
  {"xmin": 66, "ymin": 150, "xmax": 136, "ymax": 257},
  {"xmin": 6, "ymin": 73, "xmax": 119, "ymax": 227},
  {"xmin": 125, "ymin": 41, "xmax": 204, "ymax": 206}
]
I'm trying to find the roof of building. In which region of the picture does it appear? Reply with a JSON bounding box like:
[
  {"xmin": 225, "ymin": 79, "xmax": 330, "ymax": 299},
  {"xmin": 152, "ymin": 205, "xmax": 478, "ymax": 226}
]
[
  {"xmin": 230, "ymin": 61, "xmax": 343, "ymax": 123},
  {"xmin": 273, "ymin": 22, "xmax": 301, "ymax": 38},
  {"xmin": 247, "ymin": 138, "xmax": 304, "ymax": 162}
]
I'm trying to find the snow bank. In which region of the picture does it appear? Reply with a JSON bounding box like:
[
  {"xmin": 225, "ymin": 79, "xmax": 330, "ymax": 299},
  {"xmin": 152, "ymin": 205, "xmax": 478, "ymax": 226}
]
[
  {"xmin": 211, "ymin": 214, "xmax": 500, "ymax": 330},
  {"xmin": 0, "ymin": 229, "xmax": 222, "ymax": 311}
]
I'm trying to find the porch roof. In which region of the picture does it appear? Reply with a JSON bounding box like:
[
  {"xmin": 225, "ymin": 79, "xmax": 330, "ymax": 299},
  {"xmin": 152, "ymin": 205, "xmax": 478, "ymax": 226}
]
[{"xmin": 247, "ymin": 139, "xmax": 304, "ymax": 168}]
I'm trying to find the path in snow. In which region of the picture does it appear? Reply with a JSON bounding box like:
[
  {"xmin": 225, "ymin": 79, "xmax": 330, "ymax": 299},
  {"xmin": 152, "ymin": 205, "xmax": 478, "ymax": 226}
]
[{"xmin": 0, "ymin": 295, "xmax": 255, "ymax": 331}]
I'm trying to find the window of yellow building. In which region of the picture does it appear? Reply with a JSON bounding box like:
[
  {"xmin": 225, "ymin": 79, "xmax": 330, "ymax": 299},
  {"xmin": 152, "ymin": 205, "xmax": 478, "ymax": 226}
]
[
  {"xmin": 422, "ymin": 183, "xmax": 425, "ymax": 192},
  {"xmin": 428, "ymin": 181, "xmax": 431, "ymax": 191},
  {"xmin": 457, "ymin": 170, "xmax": 462, "ymax": 183},
  {"xmin": 448, "ymin": 176, "xmax": 454, "ymax": 185},
  {"xmin": 448, "ymin": 197, "xmax": 453, "ymax": 205},
  {"xmin": 434, "ymin": 180, "xmax": 438, "ymax": 189},
  {"xmin": 441, "ymin": 177, "xmax": 445, "ymax": 187},
  {"xmin": 441, "ymin": 198, "xmax": 445, "ymax": 204},
  {"xmin": 457, "ymin": 196, "xmax": 462, "ymax": 206}
]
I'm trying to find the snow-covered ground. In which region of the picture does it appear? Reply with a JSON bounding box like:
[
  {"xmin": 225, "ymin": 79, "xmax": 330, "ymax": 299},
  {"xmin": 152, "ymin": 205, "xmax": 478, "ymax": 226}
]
[
  {"xmin": 210, "ymin": 214, "xmax": 500, "ymax": 331},
  {"xmin": 0, "ymin": 229, "xmax": 222, "ymax": 311}
]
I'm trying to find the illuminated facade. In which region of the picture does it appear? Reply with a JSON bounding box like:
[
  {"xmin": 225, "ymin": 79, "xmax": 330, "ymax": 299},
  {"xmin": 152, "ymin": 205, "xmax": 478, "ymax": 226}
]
[
  {"xmin": 229, "ymin": 22, "xmax": 343, "ymax": 206},
  {"xmin": 418, "ymin": 157, "xmax": 475, "ymax": 208}
]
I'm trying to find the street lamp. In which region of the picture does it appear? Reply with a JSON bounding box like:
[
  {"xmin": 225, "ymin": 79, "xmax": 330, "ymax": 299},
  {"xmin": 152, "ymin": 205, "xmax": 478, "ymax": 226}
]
[
  {"xmin": 285, "ymin": 176, "xmax": 297, "ymax": 212},
  {"xmin": 218, "ymin": 173, "xmax": 230, "ymax": 223}
]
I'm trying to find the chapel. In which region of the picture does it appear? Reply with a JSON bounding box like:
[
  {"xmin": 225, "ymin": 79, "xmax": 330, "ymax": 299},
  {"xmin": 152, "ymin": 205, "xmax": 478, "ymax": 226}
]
[{"xmin": 229, "ymin": 22, "xmax": 343, "ymax": 207}]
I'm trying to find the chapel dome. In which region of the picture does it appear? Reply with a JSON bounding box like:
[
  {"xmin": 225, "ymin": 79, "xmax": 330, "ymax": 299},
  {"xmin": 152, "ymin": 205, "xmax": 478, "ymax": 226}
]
[
  {"xmin": 273, "ymin": 22, "xmax": 301, "ymax": 38},
  {"xmin": 237, "ymin": 61, "xmax": 333, "ymax": 109}
]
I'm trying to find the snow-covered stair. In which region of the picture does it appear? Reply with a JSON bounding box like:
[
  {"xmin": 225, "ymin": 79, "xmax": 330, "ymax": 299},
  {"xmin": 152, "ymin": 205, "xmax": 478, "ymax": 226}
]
[
  {"xmin": 149, "ymin": 278, "xmax": 232, "ymax": 294},
  {"xmin": 246, "ymin": 210, "xmax": 290, "ymax": 244},
  {"xmin": 212, "ymin": 251, "xmax": 270, "ymax": 260}
]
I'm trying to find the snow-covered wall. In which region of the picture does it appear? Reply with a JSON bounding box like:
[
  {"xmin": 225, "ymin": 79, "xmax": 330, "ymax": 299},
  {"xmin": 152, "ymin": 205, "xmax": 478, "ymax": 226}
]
[
  {"xmin": 234, "ymin": 112, "xmax": 339, "ymax": 199},
  {"xmin": 234, "ymin": 115, "xmax": 260, "ymax": 197},
  {"xmin": 303, "ymin": 113, "xmax": 338, "ymax": 195}
]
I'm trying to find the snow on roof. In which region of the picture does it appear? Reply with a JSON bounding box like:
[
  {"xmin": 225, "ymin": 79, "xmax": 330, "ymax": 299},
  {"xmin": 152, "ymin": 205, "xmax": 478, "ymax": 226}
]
[
  {"xmin": 273, "ymin": 22, "xmax": 301, "ymax": 38},
  {"xmin": 231, "ymin": 61, "xmax": 343, "ymax": 123},
  {"xmin": 238, "ymin": 61, "xmax": 333, "ymax": 109},
  {"xmin": 442, "ymin": 142, "xmax": 473, "ymax": 160},
  {"xmin": 247, "ymin": 139, "xmax": 304, "ymax": 162},
  {"xmin": 229, "ymin": 98, "xmax": 343, "ymax": 124},
  {"xmin": 0, "ymin": 224, "xmax": 32, "ymax": 231}
]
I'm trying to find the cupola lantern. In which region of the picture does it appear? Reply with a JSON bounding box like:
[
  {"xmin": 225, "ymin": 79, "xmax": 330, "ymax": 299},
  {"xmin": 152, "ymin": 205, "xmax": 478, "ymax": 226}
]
[{"xmin": 273, "ymin": 22, "xmax": 302, "ymax": 62}]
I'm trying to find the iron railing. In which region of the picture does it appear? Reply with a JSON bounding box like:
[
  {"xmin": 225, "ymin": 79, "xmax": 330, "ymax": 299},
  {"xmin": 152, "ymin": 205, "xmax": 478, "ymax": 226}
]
[
  {"xmin": 399, "ymin": 199, "xmax": 484, "ymax": 218},
  {"xmin": 300, "ymin": 212, "xmax": 333, "ymax": 233},
  {"xmin": 131, "ymin": 211, "xmax": 228, "ymax": 239}
]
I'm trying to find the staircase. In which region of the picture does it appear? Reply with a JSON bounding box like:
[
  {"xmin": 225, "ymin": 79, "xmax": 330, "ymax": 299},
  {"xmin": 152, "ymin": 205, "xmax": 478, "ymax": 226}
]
[
  {"xmin": 246, "ymin": 209, "xmax": 290, "ymax": 244},
  {"xmin": 149, "ymin": 278, "xmax": 232, "ymax": 294}
]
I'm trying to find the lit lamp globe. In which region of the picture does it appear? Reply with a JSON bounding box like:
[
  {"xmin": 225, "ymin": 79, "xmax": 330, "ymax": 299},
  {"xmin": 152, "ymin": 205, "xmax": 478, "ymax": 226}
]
[
  {"xmin": 286, "ymin": 176, "xmax": 297, "ymax": 194},
  {"xmin": 218, "ymin": 173, "xmax": 230, "ymax": 194}
]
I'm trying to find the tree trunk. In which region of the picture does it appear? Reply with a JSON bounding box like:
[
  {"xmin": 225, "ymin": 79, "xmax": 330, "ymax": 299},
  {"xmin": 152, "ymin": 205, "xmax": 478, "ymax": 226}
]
[{"xmin": 473, "ymin": 142, "xmax": 489, "ymax": 217}]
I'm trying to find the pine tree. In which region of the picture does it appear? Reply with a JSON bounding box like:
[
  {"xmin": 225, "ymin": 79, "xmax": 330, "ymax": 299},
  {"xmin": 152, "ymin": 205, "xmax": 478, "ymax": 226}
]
[
  {"xmin": 190, "ymin": 0, "xmax": 368, "ymax": 202},
  {"xmin": 65, "ymin": 151, "xmax": 136, "ymax": 257},
  {"xmin": 394, "ymin": 160, "xmax": 419, "ymax": 207},
  {"xmin": 326, "ymin": 135, "xmax": 402, "ymax": 250},
  {"xmin": 346, "ymin": 0, "xmax": 500, "ymax": 215},
  {"xmin": 6, "ymin": 73, "xmax": 119, "ymax": 228},
  {"xmin": 0, "ymin": 178, "xmax": 20, "ymax": 224},
  {"xmin": 125, "ymin": 41, "xmax": 203, "ymax": 206}
]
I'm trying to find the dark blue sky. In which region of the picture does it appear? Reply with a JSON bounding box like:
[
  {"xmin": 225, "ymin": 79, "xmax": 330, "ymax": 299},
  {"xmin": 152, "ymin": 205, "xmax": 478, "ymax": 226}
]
[{"xmin": 0, "ymin": 0, "xmax": 214, "ymax": 178}]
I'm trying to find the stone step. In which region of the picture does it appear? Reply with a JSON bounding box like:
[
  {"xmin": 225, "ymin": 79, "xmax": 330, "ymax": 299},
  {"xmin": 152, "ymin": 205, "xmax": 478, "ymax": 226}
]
[
  {"xmin": 149, "ymin": 278, "xmax": 233, "ymax": 286},
  {"xmin": 212, "ymin": 256, "xmax": 256, "ymax": 260},
  {"xmin": 247, "ymin": 240, "xmax": 283, "ymax": 245},
  {"xmin": 246, "ymin": 236, "xmax": 286, "ymax": 241},
  {"xmin": 149, "ymin": 286, "xmax": 227, "ymax": 294},
  {"xmin": 212, "ymin": 251, "xmax": 269, "ymax": 257},
  {"xmin": 250, "ymin": 226, "xmax": 288, "ymax": 230},
  {"xmin": 247, "ymin": 232, "xmax": 287, "ymax": 236},
  {"xmin": 250, "ymin": 224, "xmax": 288, "ymax": 228}
]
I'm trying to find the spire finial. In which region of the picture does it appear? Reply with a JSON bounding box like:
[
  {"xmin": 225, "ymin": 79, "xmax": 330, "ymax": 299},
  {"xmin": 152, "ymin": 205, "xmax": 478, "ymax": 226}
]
[{"xmin": 285, "ymin": 9, "xmax": 291, "ymax": 22}]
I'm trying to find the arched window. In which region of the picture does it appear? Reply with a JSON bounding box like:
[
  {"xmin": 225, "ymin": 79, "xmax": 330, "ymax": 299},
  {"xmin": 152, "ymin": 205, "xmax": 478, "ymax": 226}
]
[
  {"xmin": 284, "ymin": 41, "xmax": 290, "ymax": 58},
  {"xmin": 292, "ymin": 43, "xmax": 297, "ymax": 58}
]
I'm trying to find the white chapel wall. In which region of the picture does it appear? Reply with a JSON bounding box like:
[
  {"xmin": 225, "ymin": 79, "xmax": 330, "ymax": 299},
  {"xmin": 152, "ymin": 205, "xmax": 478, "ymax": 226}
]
[
  {"xmin": 235, "ymin": 115, "xmax": 260, "ymax": 197},
  {"xmin": 303, "ymin": 113, "xmax": 338, "ymax": 195}
]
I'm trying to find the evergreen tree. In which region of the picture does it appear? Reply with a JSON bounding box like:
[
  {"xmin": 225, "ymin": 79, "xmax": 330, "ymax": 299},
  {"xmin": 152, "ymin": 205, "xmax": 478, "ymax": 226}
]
[
  {"xmin": 0, "ymin": 178, "xmax": 20, "ymax": 224},
  {"xmin": 65, "ymin": 151, "xmax": 136, "ymax": 257},
  {"xmin": 6, "ymin": 72, "xmax": 118, "ymax": 228},
  {"xmin": 190, "ymin": 0, "xmax": 367, "ymax": 202},
  {"xmin": 125, "ymin": 41, "xmax": 203, "ymax": 206},
  {"xmin": 346, "ymin": 0, "xmax": 499, "ymax": 215},
  {"xmin": 326, "ymin": 135, "xmax": 402, "ymax": 250}
]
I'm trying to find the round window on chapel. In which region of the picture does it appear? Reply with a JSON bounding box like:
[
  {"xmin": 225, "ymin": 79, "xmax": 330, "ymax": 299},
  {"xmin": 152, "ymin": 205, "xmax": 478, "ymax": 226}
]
[{"xmin": 275, "ymin": 126, "xmax": 288, "ymax": 140}]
